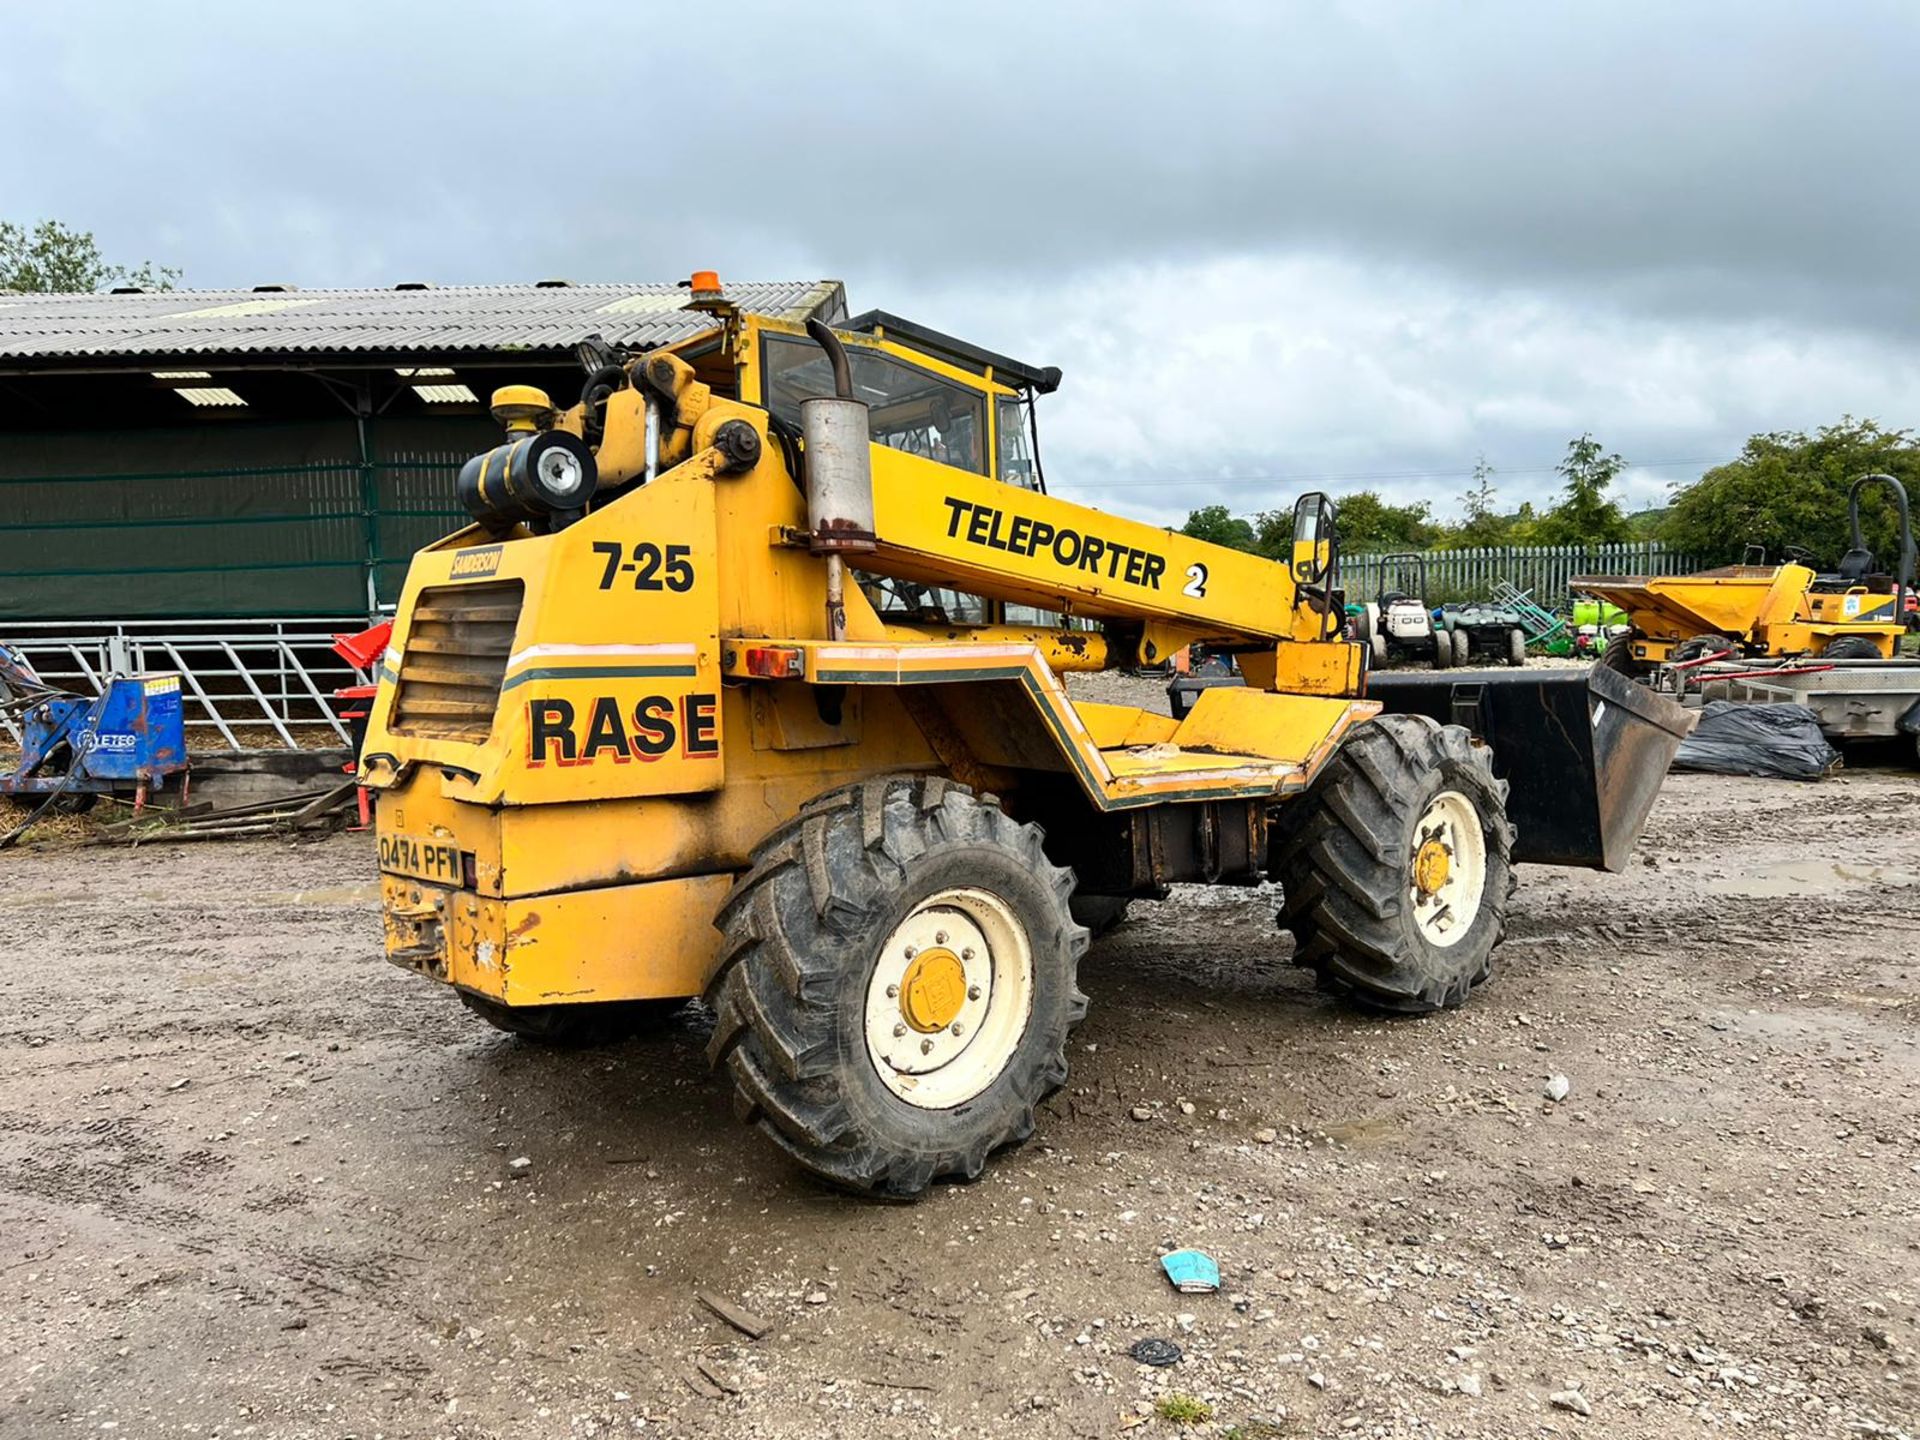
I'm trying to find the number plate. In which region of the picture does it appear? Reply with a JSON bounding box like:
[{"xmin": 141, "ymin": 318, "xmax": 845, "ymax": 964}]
[{"xmin": 378, "ymin": 832, "xmax": 469, "ymax": 886}]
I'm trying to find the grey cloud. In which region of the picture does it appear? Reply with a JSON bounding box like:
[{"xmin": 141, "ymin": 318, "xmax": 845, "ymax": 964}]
[
  {"xmin": 4, "ymin": 0, "xmax": 1916, "ymax": 524},
  {"xmin": 6, "ymin": 2, "xmax": 1916, "ymax": 327}
]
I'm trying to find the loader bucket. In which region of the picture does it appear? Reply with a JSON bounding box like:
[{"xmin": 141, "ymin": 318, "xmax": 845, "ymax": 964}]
[{"xmin": 1364, "ymin": 664, "xmax": 1695, "ymax": 871}]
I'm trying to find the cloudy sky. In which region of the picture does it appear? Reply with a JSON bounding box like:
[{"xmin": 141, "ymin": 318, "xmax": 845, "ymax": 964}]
[{"xmin": 6, "ymin": 0, "xmax": 1918, "ymax": 527}]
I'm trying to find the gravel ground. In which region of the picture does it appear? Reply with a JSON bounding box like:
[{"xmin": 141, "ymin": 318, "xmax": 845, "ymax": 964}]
[{"xmin": 2, "ymin": 731, "xmax": 1916, "ymax": 1437}]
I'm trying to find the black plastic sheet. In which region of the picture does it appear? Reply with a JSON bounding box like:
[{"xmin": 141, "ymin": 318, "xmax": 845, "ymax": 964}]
[{"xmin": 1672, "ymin": 701, "xmax": 1840, "ymax": 780}]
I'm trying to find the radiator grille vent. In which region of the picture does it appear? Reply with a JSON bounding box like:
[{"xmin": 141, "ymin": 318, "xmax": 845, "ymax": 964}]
[{"xmin": 390, "ymin": 580, "xmax": 522, "ymax": 743}]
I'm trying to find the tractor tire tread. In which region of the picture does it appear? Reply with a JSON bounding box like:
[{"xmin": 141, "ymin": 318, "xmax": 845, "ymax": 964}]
[
  {"xmin": 706, "ymin": 774, "xmax": 1088, "ymax": 1199},
  {"xmin": 1274, "ymin": 714, "xmax": 1514, "ymax": 1014},
  {"xmin": 1821, "ymin": 635, "xmax": 1883, "ymax": 660}
]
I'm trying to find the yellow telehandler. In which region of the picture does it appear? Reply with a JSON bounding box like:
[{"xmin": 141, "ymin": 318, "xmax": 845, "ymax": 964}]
[{"xmin": 362, "ymin": 277, "xmax": 1691, "ymax": 1196}]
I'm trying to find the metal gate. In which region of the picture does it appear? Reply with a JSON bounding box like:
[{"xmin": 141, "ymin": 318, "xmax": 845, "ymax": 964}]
[{"xmin": 0, "ymin": 617, "xmax": 372, "ymax": 751}]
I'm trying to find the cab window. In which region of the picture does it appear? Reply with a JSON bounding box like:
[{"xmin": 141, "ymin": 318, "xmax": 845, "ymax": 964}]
[
  {"xmin": 764, "ymin": 334, "xmax": 988, "ymax": 476},
  {"xmin": 859, "ymin": 576, "xmax": 991, "ymax": 624}
]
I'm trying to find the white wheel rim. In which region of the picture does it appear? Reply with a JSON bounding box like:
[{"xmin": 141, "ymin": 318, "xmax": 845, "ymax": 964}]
[
  {"xmin": 863, "ymin": 888, "xmax": 1034, "ymax": 1110},
  {"xmin": 1408, "ymin": 790, "xmax": 1488, "ymax": 949}
]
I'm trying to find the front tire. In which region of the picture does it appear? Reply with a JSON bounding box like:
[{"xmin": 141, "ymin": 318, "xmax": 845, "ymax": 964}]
[
  {"xmin": 1273, "ymin": 714, "xmax": 1514, "ymax": 1013},
  {"xmin": 1598, "ymin": 633, "xmax": 1648, "ymax": 678},
  {"xmin": 707, "ymin": 776, "xmax": 1088, "ymax": 1198},
  {"xmin": 1506, "ymin": 628, "xmax": 1528, "ymax": 667},
  {"xmin": 1431, "ymin": 631, "xmax": 1454, "ymax": 670}
]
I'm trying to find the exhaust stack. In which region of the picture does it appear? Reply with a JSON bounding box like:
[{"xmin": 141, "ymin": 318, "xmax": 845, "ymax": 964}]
[{"xmin": 800, "ymin": 318, "xmax": 876, "ymax": 640}]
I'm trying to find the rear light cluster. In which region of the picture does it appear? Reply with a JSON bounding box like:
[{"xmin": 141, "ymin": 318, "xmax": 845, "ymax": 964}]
[{"xmin": 743, "ymin": 646, "xmax": 806, "ymax": 678}]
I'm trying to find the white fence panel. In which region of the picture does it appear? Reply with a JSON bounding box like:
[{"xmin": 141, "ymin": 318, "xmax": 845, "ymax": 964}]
[{"xmin": 1343, "ymin": 542, "xmax": 1699, "ymax": 604}]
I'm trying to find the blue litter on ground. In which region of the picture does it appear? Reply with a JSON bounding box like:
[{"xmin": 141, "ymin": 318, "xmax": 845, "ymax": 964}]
[{"xmin": 1160, "ymin": 1249, "xmax": 1220, "ymax": 1293}]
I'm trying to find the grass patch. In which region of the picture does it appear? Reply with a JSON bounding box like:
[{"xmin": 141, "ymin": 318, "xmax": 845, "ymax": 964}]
[{"xmin": 1156, "ymin": 1394, "xmax": 1214, "ymax": 1424}]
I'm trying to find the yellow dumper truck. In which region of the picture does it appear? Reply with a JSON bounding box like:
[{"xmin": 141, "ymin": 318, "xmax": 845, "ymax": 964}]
[{"xmin": 1580, "ymin": 474, "xmax": 1914, "ymax": 673}]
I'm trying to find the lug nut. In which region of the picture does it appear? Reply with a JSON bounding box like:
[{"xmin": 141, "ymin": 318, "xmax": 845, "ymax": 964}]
[
  {"xmin": 950, "ymin": 1022, "xmax": 965, "ymax": 1036},
  {"xmin": 934, "ymin": 930, "xmax": 948, "ymax": 944},
  {"xmin": 961, "ymin": 947, "xmax": 975, "ymax": 961},
  {"xmin": 920, "ymin": 1038, "xmax": 934, "ymax": 1055},
  {"xmin": 967, "ymin": 985, "xmax": 982, "ymax": 1001},
  {"xmin": 903, "ymin": 945, "xmax": 917, "ymax": 959},
  {"xmin": 886, "ymin": 984, "xmax": 899, "ymax": 998},
  {"xmin": 893, "ymin": 1023, "xmax": 907, "ymax": 1038}
]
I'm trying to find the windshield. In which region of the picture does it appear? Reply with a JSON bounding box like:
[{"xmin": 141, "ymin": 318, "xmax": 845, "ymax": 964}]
[{"xmin": 764, "ymin": 334, "xmax": 988, "ymax": 476}]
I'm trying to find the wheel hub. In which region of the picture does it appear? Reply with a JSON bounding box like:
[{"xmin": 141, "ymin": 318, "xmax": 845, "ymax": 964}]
[
  {"xmin": 864, "ymin": 889, "xmax": 1036, "ymax": 1109},
  {"xmin": 899, "ymin": 947, "xmax": 967, "ymax": 1033},
  {"xmin": 1406, "ymin": 789, "xmax": 1489, "ymax": 949},
  {"xmin": 1414, "ymin": 837, "xmax": 1451, "ymax": 895}
]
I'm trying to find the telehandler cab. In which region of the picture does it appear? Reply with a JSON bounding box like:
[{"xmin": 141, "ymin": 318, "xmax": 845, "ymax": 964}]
[{"xmin": 364, "ymin": 277, "xmax": 1691, "ymax": 1196}]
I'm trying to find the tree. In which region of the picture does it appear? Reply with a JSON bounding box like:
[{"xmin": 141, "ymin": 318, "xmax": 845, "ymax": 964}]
[
  {"xmin": 1322, "ymin": 489, "xmax": 1440, "ymax": 555},
  {"xmin": 1179, "ymin": 503, "xmax": 1258, "ymax": 553},
  {"xmin": 1451, "ymin": 455, "xmax": 1508, "ymax": 547},
  {"xmin": 1506, "ymin": 501, "xmax": 1541, "ymax": 546},
  {"xmin": 1250, "ymin": 508, "xmax": 1295, "ymax": 560},
  {"xmin": 1661, "ymin": 418, "xmax": 1920, "ymax": 567},
  {"xmin": 1532, "ymin": 434, "xmax": 1631, "ymax": 546},
  {"xmin": 0, "ymin": 218, "xmax": 180, "ymax": 293}
]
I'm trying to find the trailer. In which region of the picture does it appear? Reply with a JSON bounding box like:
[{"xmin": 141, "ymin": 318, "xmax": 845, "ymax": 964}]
[{"xmin": 1698, "ymin": 658, "xmax": 1920, "ymax": 764}]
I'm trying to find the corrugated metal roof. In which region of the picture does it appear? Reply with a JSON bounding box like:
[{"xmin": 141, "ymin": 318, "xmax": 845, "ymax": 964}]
[{"xmin": 0, "ymin": 280, "xmax": 845, "ymax": 364}]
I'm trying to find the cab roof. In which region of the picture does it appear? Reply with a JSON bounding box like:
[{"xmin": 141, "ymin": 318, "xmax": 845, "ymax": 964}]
[{"xmin": 842, "ymin": 310, "xmax": 1061, "ymax": 395}]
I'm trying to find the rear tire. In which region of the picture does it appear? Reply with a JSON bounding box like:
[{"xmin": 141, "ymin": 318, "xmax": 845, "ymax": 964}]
[
  {"xmin": 1070, "ymin": 893, "xmax": 1131, "ymax": 937},
  {"xmin": 1821, "ymin": 635, "xmax": 1883, "ymax": 660},
  {"xmin": 1273, "ymin": 714, "xmax": 1514, "ymax": 1014},
  {"xmin": 458, "ymin": 992, "xmax": 688, "ymax": 1046},
  {"xmin": 706, "ymin": 776, "xmax": 1088, "ymax": 1198},
  {"xmin": 1505, "ymin": 628, "xmax": 1528, "ymax": 666}
]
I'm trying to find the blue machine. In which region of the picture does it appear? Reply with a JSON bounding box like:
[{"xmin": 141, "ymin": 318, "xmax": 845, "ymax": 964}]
[{"xmin": 0, "ymin": 647, "xmax": 189, "ymax": 812}]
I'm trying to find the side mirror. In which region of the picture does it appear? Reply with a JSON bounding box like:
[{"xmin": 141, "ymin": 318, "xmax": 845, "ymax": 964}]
[{"xmin": 1290, "ymin": 492, "xmax": 1336, "ymax": 586}]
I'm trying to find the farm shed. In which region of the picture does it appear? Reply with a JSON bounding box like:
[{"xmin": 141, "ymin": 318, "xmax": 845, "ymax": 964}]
[{"xmin": 0, "ymin": 279, "xmax": 844, "ymax": 620}]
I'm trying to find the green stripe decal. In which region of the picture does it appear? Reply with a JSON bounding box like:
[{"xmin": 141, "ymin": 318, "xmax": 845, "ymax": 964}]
[
  {"xmin": 815, "ymin": 665, "xmax": 1030, "ymax": 684},
  {"xmin": 500, "ymin": 664, "xmax": 699, "ymax": 690}
]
